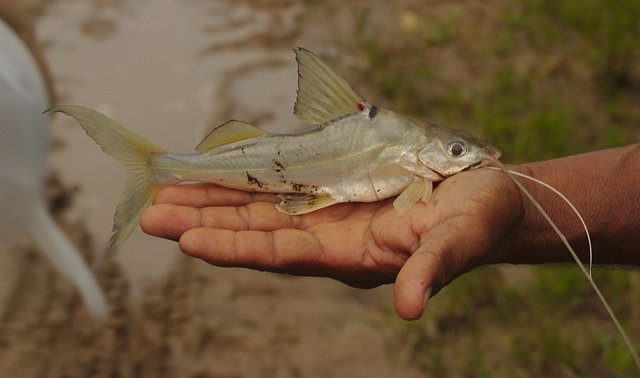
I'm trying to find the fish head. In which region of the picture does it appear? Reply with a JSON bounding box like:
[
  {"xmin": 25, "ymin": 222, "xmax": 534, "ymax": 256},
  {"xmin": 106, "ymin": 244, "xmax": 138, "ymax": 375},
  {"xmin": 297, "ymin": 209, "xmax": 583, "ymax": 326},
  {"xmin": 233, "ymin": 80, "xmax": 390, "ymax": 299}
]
[{"xmin": 418, "ymin": 125, "xmax": 501, "ymax": 177}]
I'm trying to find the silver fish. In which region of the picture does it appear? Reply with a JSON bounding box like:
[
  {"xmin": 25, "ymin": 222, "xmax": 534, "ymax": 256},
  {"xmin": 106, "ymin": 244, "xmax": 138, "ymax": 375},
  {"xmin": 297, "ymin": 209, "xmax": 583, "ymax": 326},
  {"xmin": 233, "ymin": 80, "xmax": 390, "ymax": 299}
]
[{"xmin": 46, "ymin": 47, "xmax": 500, "ymax": 246}]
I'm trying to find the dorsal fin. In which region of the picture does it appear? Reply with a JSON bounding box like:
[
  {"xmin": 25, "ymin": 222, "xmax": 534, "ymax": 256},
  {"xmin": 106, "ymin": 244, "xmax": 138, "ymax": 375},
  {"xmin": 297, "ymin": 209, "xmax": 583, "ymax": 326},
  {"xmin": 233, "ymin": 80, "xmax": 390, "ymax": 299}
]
[
  {"xmin": 195, "ymin": 120, "xmax": 269, "ymax": 153},
  {"xmin": 293, "ymin": 47, "xmax": 371, "ymax": 125}
]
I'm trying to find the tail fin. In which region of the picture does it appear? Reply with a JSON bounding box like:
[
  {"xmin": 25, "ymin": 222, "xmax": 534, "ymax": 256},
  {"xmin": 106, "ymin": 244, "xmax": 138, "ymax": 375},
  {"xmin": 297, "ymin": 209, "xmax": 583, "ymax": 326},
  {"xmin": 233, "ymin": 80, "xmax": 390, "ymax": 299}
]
[
  {"xmin": 45, "ymin": 105, "xmax": 166, "ymax": 246},
  {"xmin": 25, "ymin": 199, "xmax": 108, "ymax": 319}
]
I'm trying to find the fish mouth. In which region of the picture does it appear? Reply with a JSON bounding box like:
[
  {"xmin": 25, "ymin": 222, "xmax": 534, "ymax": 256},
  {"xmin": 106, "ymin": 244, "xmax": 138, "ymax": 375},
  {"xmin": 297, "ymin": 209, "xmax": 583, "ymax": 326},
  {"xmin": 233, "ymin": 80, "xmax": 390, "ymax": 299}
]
[
  {"xmin": 461, "ymin": 160, "xmax": 483, "ymax": 172},
  {"xmin": 421, "ymin": 165, "xmax": 446, "ymax": 180},
  {"xmin": 424, "ymin": 159, "xmax": 483, "ymax": 178}
]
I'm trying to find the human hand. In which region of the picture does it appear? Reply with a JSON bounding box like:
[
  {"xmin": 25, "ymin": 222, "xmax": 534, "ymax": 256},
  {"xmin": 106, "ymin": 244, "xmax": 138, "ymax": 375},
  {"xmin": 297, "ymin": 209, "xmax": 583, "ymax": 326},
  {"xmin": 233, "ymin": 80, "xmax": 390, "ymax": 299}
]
[{"xmin": 140, "ymin": 167, "xmax": 523, "ymax": 320}]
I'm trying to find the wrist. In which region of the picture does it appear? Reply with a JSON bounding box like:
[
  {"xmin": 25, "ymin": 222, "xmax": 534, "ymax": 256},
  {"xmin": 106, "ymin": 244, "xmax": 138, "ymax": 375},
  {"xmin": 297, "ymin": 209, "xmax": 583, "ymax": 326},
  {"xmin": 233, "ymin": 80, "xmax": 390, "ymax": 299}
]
[
  {"xmin": 483, "ymin": 164, "xmax": 531, "ymax": 265},
  {"xmin": 492, "ymin": 158, "xmax": 595, "ymax": 265}
]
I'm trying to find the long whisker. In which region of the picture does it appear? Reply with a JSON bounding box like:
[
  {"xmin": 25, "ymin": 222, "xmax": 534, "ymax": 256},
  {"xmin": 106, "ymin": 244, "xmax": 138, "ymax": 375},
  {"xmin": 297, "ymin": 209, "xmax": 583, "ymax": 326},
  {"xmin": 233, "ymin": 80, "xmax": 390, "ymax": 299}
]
[
  {"xmin": 488, "ymin": 159, "xmax": 640, "ymax": 370},
  {"xmin": 486, "ymin": 166, "xmax": 593, "ymax": 276}
]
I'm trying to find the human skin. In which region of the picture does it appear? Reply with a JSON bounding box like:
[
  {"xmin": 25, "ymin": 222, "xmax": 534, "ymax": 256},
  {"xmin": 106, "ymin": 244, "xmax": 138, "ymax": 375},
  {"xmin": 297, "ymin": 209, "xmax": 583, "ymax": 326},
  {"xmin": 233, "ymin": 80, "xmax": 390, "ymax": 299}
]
[{"xmin": 140, "ymin": 144, "xmax": 640, "ymax": 320}]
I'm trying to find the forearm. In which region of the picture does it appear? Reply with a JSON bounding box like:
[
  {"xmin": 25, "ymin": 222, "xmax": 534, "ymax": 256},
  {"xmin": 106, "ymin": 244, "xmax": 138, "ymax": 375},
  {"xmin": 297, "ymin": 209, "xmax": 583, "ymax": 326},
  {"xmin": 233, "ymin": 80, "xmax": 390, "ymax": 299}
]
[{"xmin": 495, "ymin": 144, "xmax": 640, "ymax": 266}]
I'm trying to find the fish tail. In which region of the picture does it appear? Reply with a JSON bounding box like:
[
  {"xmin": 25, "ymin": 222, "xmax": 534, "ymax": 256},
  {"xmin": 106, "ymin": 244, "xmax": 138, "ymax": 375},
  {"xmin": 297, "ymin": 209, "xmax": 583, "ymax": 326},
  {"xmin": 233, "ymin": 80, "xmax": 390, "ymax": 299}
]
[{"xmin": 45, "ymin": 105, "xmax": 166, "ymax": 246}]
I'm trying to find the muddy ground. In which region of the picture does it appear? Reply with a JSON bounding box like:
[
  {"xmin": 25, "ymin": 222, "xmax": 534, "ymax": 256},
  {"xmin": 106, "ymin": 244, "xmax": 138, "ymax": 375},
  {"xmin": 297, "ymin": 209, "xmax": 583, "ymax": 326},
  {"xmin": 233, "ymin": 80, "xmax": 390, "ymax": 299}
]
[
  {"xmin": 0, "ymin": 1, "xmax": 425, "ymax": 377},
  {"xmin": 6, "ymin": 0, "xmax": 639, "ymax": 376}
]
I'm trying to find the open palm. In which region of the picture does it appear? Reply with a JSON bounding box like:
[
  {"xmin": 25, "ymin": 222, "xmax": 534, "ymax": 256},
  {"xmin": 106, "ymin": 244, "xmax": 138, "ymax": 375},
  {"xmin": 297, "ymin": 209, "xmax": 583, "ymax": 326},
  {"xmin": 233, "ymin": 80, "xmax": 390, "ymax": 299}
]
[{"xmin": 140, "ymin": 167, "xmax": 521, "ymax": 319}]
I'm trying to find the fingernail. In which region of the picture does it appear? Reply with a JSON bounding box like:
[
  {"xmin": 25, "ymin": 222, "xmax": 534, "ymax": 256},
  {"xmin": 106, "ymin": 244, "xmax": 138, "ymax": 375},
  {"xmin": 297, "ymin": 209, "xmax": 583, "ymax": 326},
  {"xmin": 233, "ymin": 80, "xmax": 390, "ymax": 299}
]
[{"xmin": 423, "ymin": 287, "xmax": 432, "ymax": 311}]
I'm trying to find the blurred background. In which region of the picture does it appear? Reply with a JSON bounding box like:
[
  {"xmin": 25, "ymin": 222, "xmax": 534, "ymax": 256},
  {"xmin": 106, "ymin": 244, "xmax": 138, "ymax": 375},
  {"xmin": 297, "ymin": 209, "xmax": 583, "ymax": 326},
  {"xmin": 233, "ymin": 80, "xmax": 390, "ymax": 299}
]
[{"xmin": 1, "ymin": 0, "xmax": 639, "ymax": 376}]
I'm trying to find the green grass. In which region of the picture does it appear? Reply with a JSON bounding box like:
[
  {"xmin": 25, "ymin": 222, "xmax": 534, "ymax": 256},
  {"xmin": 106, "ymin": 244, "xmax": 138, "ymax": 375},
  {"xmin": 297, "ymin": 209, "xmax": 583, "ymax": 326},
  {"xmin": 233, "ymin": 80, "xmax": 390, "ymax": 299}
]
[
  {"xmin": 339, "ymin": 0, "xmax": 640, "ymax": 375},
  {"xmin": 519, "ymin": 0, "xmax": 640, "ymax": 95},
  {"xmin": 382, "ymin": 266, "xmax": 639, "ymax": 376},
  {"xmin": 350, "ymin": 1, "xmax": 640, "ymax": 161}
]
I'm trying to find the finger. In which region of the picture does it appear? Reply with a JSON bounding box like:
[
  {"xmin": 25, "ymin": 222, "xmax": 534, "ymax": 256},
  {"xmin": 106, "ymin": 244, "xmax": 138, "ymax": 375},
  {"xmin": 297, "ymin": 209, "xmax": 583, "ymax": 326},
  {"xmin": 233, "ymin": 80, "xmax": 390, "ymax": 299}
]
[
  {"xmin": 153, "ymin": 183, "xmax": 279, "ymax": 207},
  {"xmin": 140, "ymin": 204, "xmax": 198, "ymax": 241},
  {"xmin": 178, "ymin": 227, "xmax": 328, "ymax": 274},
  {"xmin": 178, "ymin": 218, "xmax": 407, "ymax": 288},
  {"xmin": 393, "ymin": 240, "xmax": 447, "ymax": 320},
  {"xmin": 141, "ymin": 201, "xmax": 300, "ymax": 240}
]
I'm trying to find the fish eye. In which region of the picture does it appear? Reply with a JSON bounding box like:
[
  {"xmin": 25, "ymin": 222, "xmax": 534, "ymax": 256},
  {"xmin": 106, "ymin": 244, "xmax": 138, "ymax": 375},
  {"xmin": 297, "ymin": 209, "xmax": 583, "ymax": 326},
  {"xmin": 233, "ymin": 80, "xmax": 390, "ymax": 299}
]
[{"xmin": 447, "ymin": 141, "xmax": 466, "ymax": 157}]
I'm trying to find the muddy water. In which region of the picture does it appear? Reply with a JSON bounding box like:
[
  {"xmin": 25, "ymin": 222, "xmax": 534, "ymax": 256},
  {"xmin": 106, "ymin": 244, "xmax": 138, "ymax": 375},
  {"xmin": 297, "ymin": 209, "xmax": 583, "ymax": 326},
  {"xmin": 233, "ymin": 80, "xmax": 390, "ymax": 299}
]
[{"xmin": 41, "ymin": 0, "xmax": 304, "ymax": 295}]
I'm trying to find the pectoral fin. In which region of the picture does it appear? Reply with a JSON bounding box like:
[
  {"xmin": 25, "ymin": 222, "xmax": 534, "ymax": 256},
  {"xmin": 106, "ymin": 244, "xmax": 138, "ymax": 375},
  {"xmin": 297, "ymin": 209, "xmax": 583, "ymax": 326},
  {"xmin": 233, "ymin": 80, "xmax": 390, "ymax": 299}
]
[
  {"xmin": 276, "ymin": 193, "xmax": 337, "ymax": 215},
  {"xmin": 393, "ymin": 179, "xmax": 433, "ymax": 215},
  {"xmin": 293, "ymin": 47, "xmax": 371, "ymax": 125},
  {"xmin": 421, "ymin": 179, "xmax": 433, "ymax": 203}
]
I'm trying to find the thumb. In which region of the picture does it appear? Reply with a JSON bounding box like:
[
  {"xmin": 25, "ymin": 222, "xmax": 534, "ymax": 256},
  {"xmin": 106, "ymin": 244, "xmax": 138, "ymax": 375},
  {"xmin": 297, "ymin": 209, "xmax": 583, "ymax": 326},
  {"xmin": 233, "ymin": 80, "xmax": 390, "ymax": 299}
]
[{"xmin": 393, "ymin": 243, "xmax": 446, "ymax": 320}]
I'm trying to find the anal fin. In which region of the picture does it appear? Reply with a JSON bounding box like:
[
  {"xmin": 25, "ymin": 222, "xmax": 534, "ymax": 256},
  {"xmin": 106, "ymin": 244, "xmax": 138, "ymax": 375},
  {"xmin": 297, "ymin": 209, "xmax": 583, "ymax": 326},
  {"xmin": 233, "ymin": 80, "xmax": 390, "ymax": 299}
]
[
  {"xmin": 276, "ymin": 193, "xmax": 337, "ymax": 215},
  {"xmin": 393, "ymin": 178, "xmax": 433, "ymax": 215}
]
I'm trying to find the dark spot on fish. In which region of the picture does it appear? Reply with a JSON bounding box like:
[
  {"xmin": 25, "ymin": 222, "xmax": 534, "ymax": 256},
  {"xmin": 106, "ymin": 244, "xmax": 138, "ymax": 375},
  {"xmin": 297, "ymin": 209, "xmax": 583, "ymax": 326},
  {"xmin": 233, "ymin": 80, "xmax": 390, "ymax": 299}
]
[
  {"xmin": 241, "ymin": 147, "xmax": 246, "ymax": 155},
  {"xmin": 368, "ymin": 105, "xmax": 378, "ymax": 119},
  {"xmin": 246, "ymin": 172, "xmax": 264, "ymax": 189},
  {"xmin": 357, "ymin": 103, "xmax": 365, "ymax": 111},
  {"xmin": 272, "ymin": 159, "xmax": 285, "ymax": 172},
  {"xmin": 292, "ymin": 183, "xmax": 305, "ymax": 192}
]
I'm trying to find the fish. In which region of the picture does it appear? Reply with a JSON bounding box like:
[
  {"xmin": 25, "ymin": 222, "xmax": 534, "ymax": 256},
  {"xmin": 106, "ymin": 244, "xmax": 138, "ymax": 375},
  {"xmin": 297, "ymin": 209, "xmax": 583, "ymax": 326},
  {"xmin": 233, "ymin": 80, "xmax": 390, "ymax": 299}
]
[
  {"xmin": 45, "ymin": 48, "xmax": 640, "ymax": 369},
  {"xmin": 45, "ymin": 47, "xmax": 500, "ymax": 247}
]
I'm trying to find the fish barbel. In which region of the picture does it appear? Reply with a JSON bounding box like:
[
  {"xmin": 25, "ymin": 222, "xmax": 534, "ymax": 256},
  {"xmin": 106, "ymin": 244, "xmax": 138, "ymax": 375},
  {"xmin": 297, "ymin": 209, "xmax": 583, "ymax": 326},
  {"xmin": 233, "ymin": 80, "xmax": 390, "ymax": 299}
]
[{"xmin": 46, "ymin": 47, "xmax": 500, "ymax": 246}]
